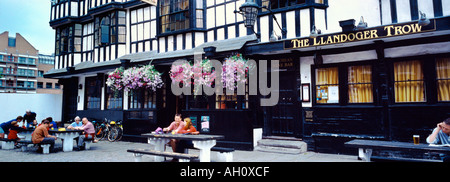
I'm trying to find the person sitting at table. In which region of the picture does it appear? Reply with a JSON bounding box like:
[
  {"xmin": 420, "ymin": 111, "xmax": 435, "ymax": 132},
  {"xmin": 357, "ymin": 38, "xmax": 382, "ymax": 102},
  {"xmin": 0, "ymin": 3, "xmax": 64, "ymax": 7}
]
[
  {"xmin": 8, "ymin": 121, "xmax": 24, "ymax": 147},
  {"xmin": 174, "ymin": 118, "xmax": 199, "ymax": 155},
  {"xmin": 32, "ymin": 119, "xmax": 57, "ymax": 153},
  {"xmin": 67, "ymin": 116, "xmax": 83, "ymax": 130},
  {"xmin": 23, "ymin": 109, "xmax": 37, "ymax": 128},
  {"xmin": 426, "ymin": 118, "xmax": 450, "ymax": 162},
  {"xmin": 163, "ymin": 114, "xmax": 185, "ymax": 154},
  {"xmin": 46, "ymin": 117, "xmax": 58, "ymax": 130},
  {"xmin": 178, "ymin": 117, "xmax": 199, "ymax": 135},
  {"xmin": 74, "ymin": 117, "xmax": 96, "ymax": 150},
  {"xmin": 0, "ymin": 116, "xmax": 23, "ymax": 139},
  {"xmin": 163, "ymin": 114, "xmax": 185, "ymax": 133}
]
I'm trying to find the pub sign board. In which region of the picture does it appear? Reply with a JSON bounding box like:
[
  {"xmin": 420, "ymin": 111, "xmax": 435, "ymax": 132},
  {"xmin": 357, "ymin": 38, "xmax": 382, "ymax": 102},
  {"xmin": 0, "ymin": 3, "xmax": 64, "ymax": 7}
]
[{"xmin": 284, "ymin": 20, "xmax": 436, "ymax": 50}]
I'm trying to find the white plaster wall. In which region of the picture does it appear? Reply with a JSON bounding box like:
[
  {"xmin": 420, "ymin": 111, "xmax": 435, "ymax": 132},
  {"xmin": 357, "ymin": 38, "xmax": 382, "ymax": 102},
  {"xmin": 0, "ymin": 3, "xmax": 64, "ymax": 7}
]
[{"xmin": 0, "ymin": 93, "xmax": 62, "ymax": 124}]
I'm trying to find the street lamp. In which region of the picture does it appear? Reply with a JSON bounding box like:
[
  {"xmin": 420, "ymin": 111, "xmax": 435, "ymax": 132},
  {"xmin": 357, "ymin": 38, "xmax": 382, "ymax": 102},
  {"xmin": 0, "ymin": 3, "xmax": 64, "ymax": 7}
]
[
  {"xmin": 418, "ymin": 11, "xmax": 430, "ymax": 26},
  {"xmin": 238, "ymin": 0, "xmax": 260, "ymax": 28},
  {"xmin": 355, "ymin": 16, "xmax": 368, "ymax": 30},
  {"xmin": 235, "ymin": 0, "xmax": 286, "ymax": 40}
]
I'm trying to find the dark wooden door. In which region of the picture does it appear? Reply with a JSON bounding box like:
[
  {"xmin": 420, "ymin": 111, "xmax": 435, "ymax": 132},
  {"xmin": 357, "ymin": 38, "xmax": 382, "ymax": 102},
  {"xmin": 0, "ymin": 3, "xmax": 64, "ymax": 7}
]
[
  {"xmin": 270, "ymin": 71, "xmax": 301, "ymax": 136},
  {"xmin": 62, "ymin": 77, "xmax": 78, "ymax": 123}
]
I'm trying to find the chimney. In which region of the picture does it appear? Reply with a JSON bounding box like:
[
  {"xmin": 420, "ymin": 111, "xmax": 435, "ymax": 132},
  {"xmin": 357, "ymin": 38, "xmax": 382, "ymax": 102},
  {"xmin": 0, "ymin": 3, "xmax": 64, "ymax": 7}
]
[{"xmin": 339, "ymin": 19, "xmax": 356, "ymax": 33}]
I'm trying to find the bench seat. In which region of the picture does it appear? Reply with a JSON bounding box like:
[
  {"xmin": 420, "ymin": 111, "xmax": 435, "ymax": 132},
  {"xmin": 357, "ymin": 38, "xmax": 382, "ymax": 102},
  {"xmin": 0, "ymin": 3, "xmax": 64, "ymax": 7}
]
[
  {"xmin": 345, "ymin": 139, "xmax": 450, "ymax": 162},
  {"xmin": 127, "ymin": 148, "xmax": 199, "ymax": 162},
  {"xmin": 0, "ymin": 138, "xmax": 18, "ymax": 150},
  {"xmin": 83, "ymin": 138, "xmax": 94, "ymax": 150},
  {"xmin": 21, "ymin": 140, "xmax": 53, "ymax": 154},
  {"xmin": 183, "ymin": 146, "xmax": 234, "ymax": 162},
  {"xmin": 17, "ymin": 140, "xmax": 34, "ymax": 152}
]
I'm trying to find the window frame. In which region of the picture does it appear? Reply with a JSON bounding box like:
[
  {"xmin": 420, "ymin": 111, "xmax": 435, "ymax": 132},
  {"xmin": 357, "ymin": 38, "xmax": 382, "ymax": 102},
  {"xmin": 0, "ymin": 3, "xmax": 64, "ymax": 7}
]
[
  {"xmin": 260, "ymin": 0, "xmax": 328, "ymax": 14},
  {"xmin": 157, "ymin": 0, "xmax": 206, "ymax": 36},
  {"xmin": 159, "ymin": 0, "xmax": 191, "ymax": 34},
  {"xmin": 84, "ymin": 76, "xmax": 102, "ymax": 110},
  {"xmin": 436, "ymin": 57, "xmax": 450, "ymax": 103},
  {"xmin": 386, "ymin": 54, "xmax": 450, "ymax": 106},
  {"xmin": 94, "ymin": 11, "xmax": 126, "ymax": 47},
  {"xmin": 104, "ymin": 75, "xmax": 123, "ymax": 110},
  {"xmin": 128, "ymin": 88, "xmax": 158, "ymax": 110},
  {"xmin": 312, "ymin": 60, "xmax": 377, "ymax": 106},
  {"xmin": 347, "ymin": 65, "xmax": 374, "ymax": 104},
  {"xmin": 391, "ymin": 60, "xmax": 426, "ymax": 104}
]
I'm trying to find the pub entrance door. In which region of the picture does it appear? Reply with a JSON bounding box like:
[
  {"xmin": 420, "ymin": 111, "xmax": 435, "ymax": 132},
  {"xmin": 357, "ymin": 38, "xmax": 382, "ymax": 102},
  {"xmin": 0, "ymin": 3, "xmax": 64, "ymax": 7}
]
[
  {"xmin": 62, "ymin": 77, "xmax": 78, "ymax": 123},
  {"xmin": 268, "ymin": 70, "xmax": 302, "ymax": 137}
]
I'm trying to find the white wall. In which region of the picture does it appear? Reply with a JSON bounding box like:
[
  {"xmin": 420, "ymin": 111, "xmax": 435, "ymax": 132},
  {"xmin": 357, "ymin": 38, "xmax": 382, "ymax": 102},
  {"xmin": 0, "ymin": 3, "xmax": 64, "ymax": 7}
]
[
  {"xmin": 326, "ymin": 0, "xmax": 381, "ymax": 33},
  {"xmin": 0, "ymin": 93, "xmax": 63, "ymax": 125}
]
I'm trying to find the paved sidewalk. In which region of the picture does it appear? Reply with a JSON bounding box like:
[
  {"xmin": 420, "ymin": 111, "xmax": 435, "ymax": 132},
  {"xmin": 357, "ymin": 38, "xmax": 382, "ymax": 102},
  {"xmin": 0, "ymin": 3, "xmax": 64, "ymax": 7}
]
[{"xmin": 0, "ymin": 141, "xmax": 360, "ymax": 162}]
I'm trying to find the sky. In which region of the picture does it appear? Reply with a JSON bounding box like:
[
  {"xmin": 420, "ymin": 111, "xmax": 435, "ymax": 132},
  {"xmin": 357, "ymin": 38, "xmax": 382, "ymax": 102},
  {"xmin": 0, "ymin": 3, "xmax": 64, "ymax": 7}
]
[{"xmin": 0, "ymin": 0, "xmax": 55, "ymax": 55}]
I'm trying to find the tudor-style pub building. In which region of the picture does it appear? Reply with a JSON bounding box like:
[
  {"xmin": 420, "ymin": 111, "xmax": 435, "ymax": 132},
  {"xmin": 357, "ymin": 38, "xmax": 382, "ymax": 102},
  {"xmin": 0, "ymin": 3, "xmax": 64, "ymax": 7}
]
[{"xmin": 45, "ymin": 0, "xmax": 450, "ymax": 152}]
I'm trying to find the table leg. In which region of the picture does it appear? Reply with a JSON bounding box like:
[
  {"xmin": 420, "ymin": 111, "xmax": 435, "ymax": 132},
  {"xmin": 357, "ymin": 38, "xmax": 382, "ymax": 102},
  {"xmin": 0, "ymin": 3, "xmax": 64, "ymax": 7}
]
[
  {"xmin": 57, "ymin": 133, "xmax": 80, "ymax": 152},
  {"xmin": 358, "ymin": 148, "xmax": 372, "ymax": 162},
  {"xmin": 193, "ymin": 140, "xmax": 216, "ymax": 162},
  {"xmin": 148, "ymin": 138, "xmax": 170, "ymax": 162}
]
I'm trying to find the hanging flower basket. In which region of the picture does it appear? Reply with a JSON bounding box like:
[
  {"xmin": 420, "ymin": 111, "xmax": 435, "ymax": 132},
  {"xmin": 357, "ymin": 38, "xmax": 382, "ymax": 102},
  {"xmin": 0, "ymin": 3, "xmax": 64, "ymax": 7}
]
[
  {"xmin": 107, "ymin": 63, "xmax": 163, "ymax": 92},
  {"xmin": 140, "ymin": 64, "xmax": 164, "ymax": 91},
  {"xmin": 106, "ymin": 67, "xmax": 125, "ymax": 92},
  {"xmin": 193, "ymin": 59, "xmax": 216, "ymax": 88},
  {"xmin": 169, "ymin": 61, "xmax": 193, "ymax": 86},
  {"xmin": 221, "ymin": 54, "xmax": 253, "ymax": 90}
]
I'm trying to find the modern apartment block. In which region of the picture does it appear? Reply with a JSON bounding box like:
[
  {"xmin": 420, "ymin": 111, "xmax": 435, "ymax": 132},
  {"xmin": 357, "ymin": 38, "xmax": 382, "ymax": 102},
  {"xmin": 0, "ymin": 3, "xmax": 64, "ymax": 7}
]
[{"xmin": 0, "ymin": 31, "xmax": 61, "ymax": 94}]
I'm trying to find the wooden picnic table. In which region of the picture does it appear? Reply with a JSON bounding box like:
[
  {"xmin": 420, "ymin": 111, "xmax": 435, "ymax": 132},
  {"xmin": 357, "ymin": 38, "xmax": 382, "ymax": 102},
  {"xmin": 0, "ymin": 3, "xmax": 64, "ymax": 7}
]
[
  {"xmin": 345, "ymin": 139, "xmax": 450, "ymax": 162},
  {"xmin": 141, "ymin": 133, "xmax": 224, "ymax": 162}
]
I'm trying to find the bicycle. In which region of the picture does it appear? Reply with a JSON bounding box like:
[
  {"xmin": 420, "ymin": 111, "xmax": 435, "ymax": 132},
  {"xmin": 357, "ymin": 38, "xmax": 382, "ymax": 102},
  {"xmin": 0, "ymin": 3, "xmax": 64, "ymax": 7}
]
[
  {"xmin": 94, "ymin": 118, "xmax": 110, "ymax": 141},
  {"xmin": 107, "ymin": 120, "xmax": 123, "ymax": 142}
]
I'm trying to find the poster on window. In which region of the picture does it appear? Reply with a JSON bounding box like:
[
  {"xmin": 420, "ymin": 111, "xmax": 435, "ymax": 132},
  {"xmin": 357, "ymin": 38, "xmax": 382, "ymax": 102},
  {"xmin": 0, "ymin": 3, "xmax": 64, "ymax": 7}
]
[
  {"xmin": 328, "ymin": 86, "xmax": 339, "ymax": 103},
  {"xmin": 200, "ymin": 116, "xmax": 210, "ymax": 133}
]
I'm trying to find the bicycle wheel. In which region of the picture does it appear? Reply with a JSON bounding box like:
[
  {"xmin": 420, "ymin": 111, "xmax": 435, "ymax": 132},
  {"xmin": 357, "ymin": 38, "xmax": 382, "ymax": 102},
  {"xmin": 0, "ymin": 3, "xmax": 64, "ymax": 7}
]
[
  {"xmin": 95, "ymin": 124, "xmax": 107, "ymax": 140},
  {"xmin": 116, "ymin": 126, "xmax": 123, "ymax": 141},
  {"xmin": 108, "ymin": 126, "xmax": 119, "ymax": 142}
]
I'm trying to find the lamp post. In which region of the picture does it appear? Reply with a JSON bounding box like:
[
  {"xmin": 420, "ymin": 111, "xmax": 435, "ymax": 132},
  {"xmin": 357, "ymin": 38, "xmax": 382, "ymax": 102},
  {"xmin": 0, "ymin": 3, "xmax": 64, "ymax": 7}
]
[
  {"xmin": 235, "ymin": 0, "xmax": 287, "ymax": 40},
  {"xmin": 418, "ymin": 11, "xmax": 430, "ymax": 26},
  {"xmin": 238, "ymin": 0, "xmax": 259, "ymax": 28}
]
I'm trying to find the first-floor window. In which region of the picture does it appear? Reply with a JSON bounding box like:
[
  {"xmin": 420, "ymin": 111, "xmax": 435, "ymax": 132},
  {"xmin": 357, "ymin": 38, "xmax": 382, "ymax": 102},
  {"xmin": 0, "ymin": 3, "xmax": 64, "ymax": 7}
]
[
  {"xmin": 262, "ymin": 0, "xmax": 306, "ymax": 11},
  {"xmin": 315, "ymin": 67, "xmax": 339, "ymax": 104},
  {"xmin": 393, "ymin": 60, "xmax": 425, "ymax": 103},
  {"xmin": 436, "ymin": 57, "xmax": 450, "ymax": 102}
]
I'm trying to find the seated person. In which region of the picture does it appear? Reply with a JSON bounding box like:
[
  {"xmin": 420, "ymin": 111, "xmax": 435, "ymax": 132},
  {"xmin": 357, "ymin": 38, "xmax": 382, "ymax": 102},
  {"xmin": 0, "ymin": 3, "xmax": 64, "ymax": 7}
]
[
  {"xmin": 8, "ymin": 121, "xmax": 24, "ymax": 147},
  {"xmin": 426, "ymin": 118, "xmax": 450, "ymax": 162},
  {"xmin": 23, "ymin": 110, "xmax": 37, "ymax": 128},
  {"xmin": 178, "ymin": 118, "xmax": 199, "ymax": 135},
  {"xmin": 0, "ymin": 116, "xmax": 23, "ymax": 139},
  {"xmin": 67, "ymin": 116, "xmax": 83, "ymax": 130},
  {"xmin": 46, "ymin": 117, "xmax": 58, "ymax": 130},
  {"xmin": 74, "ymin": 117, "xmax": 96, "ymax": 150},
  {"xmin": 32, "ymin": 120, "xmax": 57, "ymax": 153},
  {"xmin": 163, "ymin": 114, "xmax": 186, "ymax": 154},
  {"xmin": 175, "ymin": 118, "xmax": 199, "ymax": 154},
  {"xmin": 163, "ymin": 114, "xmax": 185, "ymax": 134}
]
